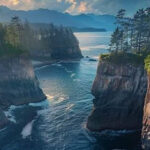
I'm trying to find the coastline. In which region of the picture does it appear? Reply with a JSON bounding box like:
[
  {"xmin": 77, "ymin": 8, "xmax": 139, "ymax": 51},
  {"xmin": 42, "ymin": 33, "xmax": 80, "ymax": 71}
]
[{"xmin": 32, "ymin": 58, "xmax": 83, "ymax": 69}]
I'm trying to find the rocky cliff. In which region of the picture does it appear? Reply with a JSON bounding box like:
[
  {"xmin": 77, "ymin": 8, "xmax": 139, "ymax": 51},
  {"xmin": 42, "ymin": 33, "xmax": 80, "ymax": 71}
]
[
  {"xmin": 0, "ymin": 55, "xmax": 46, "ymax": 128},
  {"xmin": 142, "ymin": 60, "xmax": 150, "ymax": 149},
  {"xmin": 21, "ymin": 24, "xmax": 83, "ymax": 61},
  {"xmin": 87, "ymin": 60, "xmax": 147, "ymax": 131},
  {"xmin": 142, "ymin": 73, "xmax": 150, "ymax": 149}
]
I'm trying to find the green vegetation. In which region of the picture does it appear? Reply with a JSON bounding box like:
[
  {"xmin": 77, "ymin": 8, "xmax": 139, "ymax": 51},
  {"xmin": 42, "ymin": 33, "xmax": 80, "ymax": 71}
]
[
  {"xmin": 110, "ymin": 8, "xmax": 150, "ymax": 54},
  {"xmin": 105, "ymin": 8, "xmax": 150, "ymax": 67},
  {"xmin": 0, "ymin": 44, "xmax": 25, "ymax": 57},
  {"xmin": 145, "ymin": 55, "xmax": 150, "ymax": 73},
  {"xmin": 0, "ymin": 16, "xmax": 80, "ymax": 58},
  {"xmin": 100, "ymin": 52, "xmax": 146, "ymax": 65},
  {"xmin": 18, "ymin": 22, "xmax": 81, "ymax": 59},
  {"xmin": 0, "ymin": 17, "xmax": 25, "ymax": 57}
]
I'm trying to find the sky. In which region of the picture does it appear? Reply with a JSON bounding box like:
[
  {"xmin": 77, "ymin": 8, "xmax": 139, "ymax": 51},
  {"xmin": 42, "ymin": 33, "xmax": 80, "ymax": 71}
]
[{"xmin": 0, "ymin": 0, "xmax": 150, "ymax": 15}]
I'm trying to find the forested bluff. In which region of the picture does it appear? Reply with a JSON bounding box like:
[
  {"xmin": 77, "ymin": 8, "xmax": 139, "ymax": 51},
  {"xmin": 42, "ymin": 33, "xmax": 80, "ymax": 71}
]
[{"xmin": 0, "ymin": 16, "xmax": 82, "ymax": 129}]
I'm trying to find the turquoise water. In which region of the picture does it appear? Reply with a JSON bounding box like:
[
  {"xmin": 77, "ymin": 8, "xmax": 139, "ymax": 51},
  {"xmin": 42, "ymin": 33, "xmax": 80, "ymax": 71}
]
[{"xmin": 0, "ymin": 32, "xmax": 141, "ymax": 150}]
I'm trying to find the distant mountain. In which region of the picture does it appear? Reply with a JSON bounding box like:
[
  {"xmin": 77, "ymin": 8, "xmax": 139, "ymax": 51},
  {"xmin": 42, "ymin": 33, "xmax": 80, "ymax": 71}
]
[{"xmin": 0, "ymin": 6, "xmax": 116, "ymax": 31}]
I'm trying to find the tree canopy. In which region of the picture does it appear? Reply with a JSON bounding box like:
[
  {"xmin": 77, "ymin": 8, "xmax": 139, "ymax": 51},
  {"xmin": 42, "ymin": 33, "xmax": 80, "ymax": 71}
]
[
  {"xmin": 0, "ymin": 16, "xmax": 81, "ymax": 58},
  {"xmin": 110, "ymin": 8, "xmax": 150, "ymax": 55}
]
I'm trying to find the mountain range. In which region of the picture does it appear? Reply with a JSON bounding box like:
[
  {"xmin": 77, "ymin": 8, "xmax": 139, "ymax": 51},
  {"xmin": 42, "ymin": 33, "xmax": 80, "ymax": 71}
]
[{"xmin": 0, "ymin": 6, "xmax": 116, "ymax": 31}]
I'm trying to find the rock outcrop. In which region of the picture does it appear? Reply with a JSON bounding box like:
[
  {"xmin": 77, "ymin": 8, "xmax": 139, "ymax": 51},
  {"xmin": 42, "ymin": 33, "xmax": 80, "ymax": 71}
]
[
  {"xmin": 23, "ymin": 24, "xmax": 83, "ymax": 61},
  {"xmin": 87, "ymin": 60, "xmax": 147, "ymax": 131},
  {"xmin": 142, "ymin": 73, "xmax": 150, "ymax": 149},
  {"xmin": 0, "ymin": 55, "xmax": 46, "ymax": 128},
  {"xmin": 0, "ymin": 108, "xmax": 8, "ymax": 129}
]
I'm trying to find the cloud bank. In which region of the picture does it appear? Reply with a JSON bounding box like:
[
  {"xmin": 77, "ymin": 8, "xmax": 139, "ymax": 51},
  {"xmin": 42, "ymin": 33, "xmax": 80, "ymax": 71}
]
[{"xmin": 0, "ymin": 0, "xmax": 150, "ymax": 15}]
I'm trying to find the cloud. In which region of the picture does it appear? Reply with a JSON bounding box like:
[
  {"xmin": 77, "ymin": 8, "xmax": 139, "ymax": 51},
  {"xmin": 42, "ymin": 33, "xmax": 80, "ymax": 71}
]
[
  {"xmin": 0, "ymin": 0, "xmax": 19, "ymax": 7},
  {"xmin": 65, "ymin": 0, "xmax": 88, "ymax": 14},
  {"xmin": 0, "ymin": 0, "xmax": 150, "ymax": 15},
  {"xmin": 78, "ymin": 1, "xmax": 87, "ymax": 13},
  {"xmin": 65, "ymin": 0, "xmax": 77, "ymax": 13}
]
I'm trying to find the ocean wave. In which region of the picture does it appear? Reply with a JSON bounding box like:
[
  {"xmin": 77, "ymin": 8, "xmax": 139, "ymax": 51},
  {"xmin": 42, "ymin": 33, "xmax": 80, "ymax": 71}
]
[
  {"xmin": 35, "ymin": 65, "xmax": 50, "ymax": 71},
  {"xmin": 73, "ymin": 79, "xmax": 81, "ymax": 82},
  {"xmin": 51, "ymin": 63, "xmax": 62, "ymax": 67},
  {"xmin": 4, "ymin": 105, "xmax": 25, "ymax": 123},
  {"xmin": 57, "ymin": 95, "xmax": 69, "ymax": 103},
  {"xmin": 65, "ymin": 104, "xmax": 75, "ymax": 111}
]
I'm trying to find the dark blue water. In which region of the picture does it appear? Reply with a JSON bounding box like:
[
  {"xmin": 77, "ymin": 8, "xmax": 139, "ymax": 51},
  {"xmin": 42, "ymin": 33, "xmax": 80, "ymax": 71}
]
[{"xmin": 0, "ymin": 32, "xmax": 141, "ymax": 150}]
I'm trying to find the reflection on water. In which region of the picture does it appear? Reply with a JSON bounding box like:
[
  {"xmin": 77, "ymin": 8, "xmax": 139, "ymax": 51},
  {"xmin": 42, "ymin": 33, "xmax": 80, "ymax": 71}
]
[{"xmin": 74, "ymin": 32, "xmax": 110, "ymax": 59}]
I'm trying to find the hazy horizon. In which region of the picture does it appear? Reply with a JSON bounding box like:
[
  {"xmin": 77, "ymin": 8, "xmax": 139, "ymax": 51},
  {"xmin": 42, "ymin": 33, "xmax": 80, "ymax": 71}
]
[{"xmin": 0, "ymin": 0, "xmax": 150, "ymax": 16}]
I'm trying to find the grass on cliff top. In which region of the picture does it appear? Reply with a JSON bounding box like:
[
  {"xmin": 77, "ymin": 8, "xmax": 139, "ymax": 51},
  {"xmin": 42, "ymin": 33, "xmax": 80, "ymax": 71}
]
[
  {"xmin": 145, "ymin": 55, "xmax": 150, "ymax": 73},
  {"xmin": 0, "ymin": 44, "xmax": 26, "ymax": 58},
  {"xmin": 100, "ymin": 52, "xmax": 146, "ymax": 65}
]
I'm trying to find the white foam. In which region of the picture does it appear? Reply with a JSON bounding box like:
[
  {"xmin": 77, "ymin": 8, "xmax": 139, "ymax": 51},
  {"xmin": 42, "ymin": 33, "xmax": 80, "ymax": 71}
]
[
  {"xmin": 3, "ymin": 105, "xmax": 23, "ymax": 123},
  {"xmin": 21, "ymin": 120, "xmax": 35, "ymax": 139},
  {"xmin": 35, "ymin": 65, "xmax": 49, "ymax": 71},
  {"xmin": 71, "ymin": 73, "xmax": 76, "ymax": 78},
  {"xmin": 73, "ymin": 79, "xmax": 81, "ymax": 82},
  {"xmin": 54, "ymin": 94, "xmax": 69, "ymax": 104},
  {"xmin": 4, "ymin": 111, "xmax": 16, "ymax": 123},
  {"xmin": 29, "ymin": 100, "xmax": 49, "ymax": 107},
  {"xmin": 65, "ymin": 104, "xmax": 74, "ymax": 111},
  {"xmin": 51, "ymin": 63, "xmax": 62, "ymax": 67}
]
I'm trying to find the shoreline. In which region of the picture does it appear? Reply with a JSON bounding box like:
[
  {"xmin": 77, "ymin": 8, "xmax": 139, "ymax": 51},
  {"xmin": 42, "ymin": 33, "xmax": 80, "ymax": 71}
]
[{"xmin": 32, "ymin": 58, "xmax": 83, "ymax": 69}]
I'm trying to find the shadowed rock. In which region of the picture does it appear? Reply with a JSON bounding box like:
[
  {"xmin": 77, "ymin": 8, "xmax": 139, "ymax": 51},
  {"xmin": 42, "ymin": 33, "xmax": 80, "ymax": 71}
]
[
  {"xmin": 87, "ymin": 61, "xmax": 147, "ymax": 131},
  {"xmin": 0, "ymin": 55, "xmax": 46, "ymax": 129}
]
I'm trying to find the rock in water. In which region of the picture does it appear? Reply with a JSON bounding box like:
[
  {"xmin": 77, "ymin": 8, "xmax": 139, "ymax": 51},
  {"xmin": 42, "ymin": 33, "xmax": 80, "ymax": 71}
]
[{"xmin": 87, "ymin": 61, "xmax": 147, "ymax": 131}]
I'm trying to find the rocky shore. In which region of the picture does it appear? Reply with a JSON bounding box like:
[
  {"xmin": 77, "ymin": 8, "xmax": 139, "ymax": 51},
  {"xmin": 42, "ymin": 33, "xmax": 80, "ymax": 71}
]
[{"xmin": 0, "ymin": 55, "xmax": 46, "ymax": 129}]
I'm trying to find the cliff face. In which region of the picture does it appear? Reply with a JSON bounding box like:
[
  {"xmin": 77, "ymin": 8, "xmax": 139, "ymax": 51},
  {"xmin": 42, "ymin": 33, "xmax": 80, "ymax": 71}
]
[
  {"xmin": 0, "ymin": 55, "xmax": 46, "ymax": 108},
  {"xmin": 31, "ymin": 43, "xmax": 82, "ymax": 60},
  {"xmin": 0, "ymin": 55, "xmax": 46, "ymax": 128},
  {"xmin": 23, "ymin": 25, "xmax": 83, "ymax": 61},
  {"xmin": 142, "ymin": 74, "xmax": 150, "ymax": 149},
  {"xmin": 50, "ymin": 44, "xmax": 83, "ymax": 60},
  {"xmin": 87, "ymin": 61, "xmax": 147, "ymax": 131}
]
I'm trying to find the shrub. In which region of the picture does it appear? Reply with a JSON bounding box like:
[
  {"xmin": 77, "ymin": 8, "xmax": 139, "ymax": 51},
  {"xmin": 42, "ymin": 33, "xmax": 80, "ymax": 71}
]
[
  {"xmin": 0, "ymin": 43, "xmax": 26, "ymax": 58},
  {"xmin": 145, "ymin": 55, "xmax": 150, "ymax": 73},
  {"xmin": 100, "ymin": 52, "xmax": 145, "ymax": 65}
]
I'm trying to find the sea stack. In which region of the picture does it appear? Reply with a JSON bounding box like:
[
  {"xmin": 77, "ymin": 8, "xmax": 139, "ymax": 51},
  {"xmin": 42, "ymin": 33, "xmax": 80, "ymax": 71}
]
[{"xmin": 87, "ymin": 60, "xmax": 147, "ymax": 131}]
